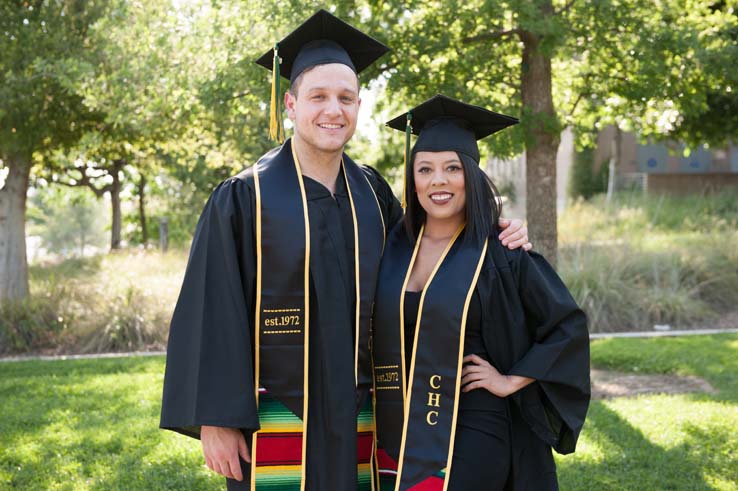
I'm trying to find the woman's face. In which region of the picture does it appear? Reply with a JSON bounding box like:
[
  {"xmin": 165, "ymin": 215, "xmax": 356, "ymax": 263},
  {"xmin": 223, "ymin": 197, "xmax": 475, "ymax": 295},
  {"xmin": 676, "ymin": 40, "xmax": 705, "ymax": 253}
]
[{"xmin": 413, "ymin": 150, "xmax": 466, "ymax": 225}]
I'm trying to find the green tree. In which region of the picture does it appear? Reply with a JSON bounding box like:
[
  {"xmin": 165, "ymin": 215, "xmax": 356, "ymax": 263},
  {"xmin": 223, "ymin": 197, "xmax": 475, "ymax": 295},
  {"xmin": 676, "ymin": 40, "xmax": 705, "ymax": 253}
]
[
  {"xmin": 357, "ymin": 0, "xmax": 738, "ymax": 264},
  {"xmin": 667, "ymin": 5, "xmax": 738, "ymax": 148},
  {"xmin": 53, "ymin": 0, "xmax": 280, "ymax": 248},
  {"xmin": 0, "ymin": 0, "xmax": 105, "ymax": 301},
  {"xmin": 27, "ymin": 185, "xmax": 106, "ymax": 257},
  {"xmin": 39, "ymin": 0, "xmax": 207, "ymax": 250}
]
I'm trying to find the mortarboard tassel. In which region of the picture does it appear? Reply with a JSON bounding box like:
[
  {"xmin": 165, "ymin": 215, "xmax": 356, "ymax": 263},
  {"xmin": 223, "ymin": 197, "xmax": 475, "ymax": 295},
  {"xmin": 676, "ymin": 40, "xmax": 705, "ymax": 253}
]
[
  {"xmin": 269, "ymin": 43, "xmax": 285, "ymax": 143},
  {"xmin": 401, "ymin": 111, "xmax": 412, "ymax": 208}
]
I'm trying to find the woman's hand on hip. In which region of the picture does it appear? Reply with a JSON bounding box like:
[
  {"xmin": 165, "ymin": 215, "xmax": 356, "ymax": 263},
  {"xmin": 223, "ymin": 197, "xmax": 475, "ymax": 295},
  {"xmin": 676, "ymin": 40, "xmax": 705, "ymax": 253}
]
[{"xmin": 461, "ymin": 354, "xmax": 534, "ymax": 397}]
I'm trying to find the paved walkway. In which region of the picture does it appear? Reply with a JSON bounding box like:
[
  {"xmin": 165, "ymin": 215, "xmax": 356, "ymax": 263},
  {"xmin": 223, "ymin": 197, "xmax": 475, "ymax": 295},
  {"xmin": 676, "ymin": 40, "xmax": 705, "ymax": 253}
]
[
  {"xmin": 591, "ymin": 369, "xmax": 715, "ymax": 399},
  {"xmin": 2, "ymin": 328, "xmax": 737, "ymax": 363},
  {"xmin": 589, "ymin": 327, "xmax": 738, "ymax": 339}
]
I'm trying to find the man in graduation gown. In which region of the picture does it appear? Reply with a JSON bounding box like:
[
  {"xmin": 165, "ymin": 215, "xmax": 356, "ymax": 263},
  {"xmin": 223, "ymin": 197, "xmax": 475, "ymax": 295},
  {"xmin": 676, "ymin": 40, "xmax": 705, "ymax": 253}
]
[{"xmin": 159, "ymin": 10, "xmax": 531, "ymax": 491}]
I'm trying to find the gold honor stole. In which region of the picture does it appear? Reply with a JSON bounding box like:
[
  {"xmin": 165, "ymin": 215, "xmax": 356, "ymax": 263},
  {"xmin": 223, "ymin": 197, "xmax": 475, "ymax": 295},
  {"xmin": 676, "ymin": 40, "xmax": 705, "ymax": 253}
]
[
  {"xmin": 252, "ymin": 139, "xmax": 385, "ymax": 491},
  {"xmin": 373, "ymin": 225, "xmax": 487, "ymax": 491}
]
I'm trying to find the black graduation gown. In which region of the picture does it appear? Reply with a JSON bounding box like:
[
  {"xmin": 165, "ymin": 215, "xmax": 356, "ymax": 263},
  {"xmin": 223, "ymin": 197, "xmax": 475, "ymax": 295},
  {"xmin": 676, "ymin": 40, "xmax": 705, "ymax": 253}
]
[
  {"xmin": 160, "ymin": 157, "xmax": 403, "ymax": 489},
  {"xmin": 394, "ymin": 234, "xmax": 588, "ymax": 491},
  {"xmin": 475, "ymin": 236, "xmax": 591, "ymax": 490}
]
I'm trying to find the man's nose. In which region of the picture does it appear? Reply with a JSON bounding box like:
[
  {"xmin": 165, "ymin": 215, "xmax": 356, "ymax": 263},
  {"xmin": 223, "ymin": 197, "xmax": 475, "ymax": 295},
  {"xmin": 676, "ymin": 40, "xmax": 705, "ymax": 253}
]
[{"xmin": 323, "ymin": 96, "xmax": 341, "ymax": 116}]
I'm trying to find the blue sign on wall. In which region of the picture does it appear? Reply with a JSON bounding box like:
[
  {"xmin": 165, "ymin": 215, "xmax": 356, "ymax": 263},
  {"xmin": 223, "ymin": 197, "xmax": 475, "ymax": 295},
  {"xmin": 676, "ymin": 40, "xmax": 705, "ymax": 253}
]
[
  {"xmin": 637, "ymin": 144, "xmax": 668, "ymax": 173},
  {"xmin": 678, "ymin": 146, "xmax": 711, "ymax": 173}
]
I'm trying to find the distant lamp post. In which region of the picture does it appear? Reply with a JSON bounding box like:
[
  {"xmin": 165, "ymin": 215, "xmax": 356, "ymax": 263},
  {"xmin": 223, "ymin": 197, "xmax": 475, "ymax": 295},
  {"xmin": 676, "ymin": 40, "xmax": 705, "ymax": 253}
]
[{"xmin": 159, "ymin": 217, "xmax": 169, "ymax": 252}]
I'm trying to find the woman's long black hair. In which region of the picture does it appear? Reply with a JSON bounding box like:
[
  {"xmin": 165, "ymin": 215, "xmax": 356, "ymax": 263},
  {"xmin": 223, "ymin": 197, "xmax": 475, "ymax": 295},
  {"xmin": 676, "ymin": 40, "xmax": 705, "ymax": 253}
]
[{"xmin": 403, "ymin": 151, "xmax": 503, "ymax": 246}]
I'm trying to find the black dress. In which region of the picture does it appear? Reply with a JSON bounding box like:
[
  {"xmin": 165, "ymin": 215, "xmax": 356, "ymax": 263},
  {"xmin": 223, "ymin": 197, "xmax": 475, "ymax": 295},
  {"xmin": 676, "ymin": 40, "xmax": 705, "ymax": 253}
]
[{"xmin": 404, "ymin": 291, "xmax": 512, "ymax": 490}]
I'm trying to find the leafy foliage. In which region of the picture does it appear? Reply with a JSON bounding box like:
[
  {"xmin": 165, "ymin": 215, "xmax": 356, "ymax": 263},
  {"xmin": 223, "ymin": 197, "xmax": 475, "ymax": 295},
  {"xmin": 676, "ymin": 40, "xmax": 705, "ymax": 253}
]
[
  {"xmin": 568, "ymin": 146, "xmax": 609, "ymax": 200},
  {"xmin": 0, "ymin": 0, "xmax": 105, "ymax": 161},
  {"xmin": 27, "ymin": 185, "xmax": 107, "ymax": 256},
  {"xmin": 4, "ymin": 1, "xmax": 738, "ymax": 298}
]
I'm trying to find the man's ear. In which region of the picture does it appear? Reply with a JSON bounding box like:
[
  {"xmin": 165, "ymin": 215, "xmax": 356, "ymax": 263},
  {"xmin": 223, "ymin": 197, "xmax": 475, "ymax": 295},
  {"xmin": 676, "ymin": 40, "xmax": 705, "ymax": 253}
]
[{"xmin": 284, "ymin": 91, "xmax": 297, "ymax": 121}]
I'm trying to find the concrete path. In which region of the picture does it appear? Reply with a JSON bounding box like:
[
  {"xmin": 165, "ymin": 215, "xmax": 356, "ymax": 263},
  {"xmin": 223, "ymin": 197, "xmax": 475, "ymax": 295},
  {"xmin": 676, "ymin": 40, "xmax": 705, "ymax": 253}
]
[{"xmin": 1, "ymin": 328, "xmax": 736, "ymax": 363}]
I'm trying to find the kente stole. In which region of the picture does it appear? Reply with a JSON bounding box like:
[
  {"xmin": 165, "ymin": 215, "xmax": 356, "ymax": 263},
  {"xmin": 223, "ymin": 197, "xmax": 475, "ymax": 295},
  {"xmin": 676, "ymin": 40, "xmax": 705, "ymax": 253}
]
[
  {"xmin": 373, "ymin": 225, "xmax": 487, "ymax": 491},
  {"xmin": 252, "ymin": 139, "xmax": 384, "ymax": 490}
]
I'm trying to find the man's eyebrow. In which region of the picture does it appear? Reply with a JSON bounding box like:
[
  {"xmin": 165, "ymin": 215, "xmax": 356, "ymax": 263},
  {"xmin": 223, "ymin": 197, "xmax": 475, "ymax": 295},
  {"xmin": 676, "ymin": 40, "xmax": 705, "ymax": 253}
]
[{"xmin": 305, "ymin": 86, "xmax": 359, "ymax": 94}]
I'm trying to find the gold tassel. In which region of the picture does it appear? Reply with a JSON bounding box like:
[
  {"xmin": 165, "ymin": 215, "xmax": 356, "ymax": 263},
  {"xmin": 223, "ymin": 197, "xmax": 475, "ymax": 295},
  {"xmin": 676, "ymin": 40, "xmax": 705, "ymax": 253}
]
[
  {"xmin": 401, "ymin": 111, "xmax": 412, "ymax": 209},
  {"xmin": 269, "ymin": 43, "xmax": 285, "ymax": 143}
]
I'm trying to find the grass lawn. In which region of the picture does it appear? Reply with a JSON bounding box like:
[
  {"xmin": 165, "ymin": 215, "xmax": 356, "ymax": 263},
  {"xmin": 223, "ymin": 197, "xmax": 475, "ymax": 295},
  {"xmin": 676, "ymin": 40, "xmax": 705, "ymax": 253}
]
[
  {"xmin": 558, "ymin": 334, "xmax": 738, "ymax": 490},
  {"xmin": 1, "ymin": 334, "xmax": 736, "ymax": 490}
]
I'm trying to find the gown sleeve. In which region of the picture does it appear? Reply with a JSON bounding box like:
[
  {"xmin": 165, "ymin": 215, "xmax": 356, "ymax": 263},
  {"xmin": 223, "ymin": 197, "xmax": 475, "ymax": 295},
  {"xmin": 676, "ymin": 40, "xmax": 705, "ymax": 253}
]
[
  {"xmin": 361, "ymin": 165, "xmax": 404, "ymax": 230},
  {"xmin": 507, "ymin": 250, "xmax": 591, "ymax": 453},
  {"xmin": 160, "ymin": 177, "xmax": 260, "ymax": 439}
]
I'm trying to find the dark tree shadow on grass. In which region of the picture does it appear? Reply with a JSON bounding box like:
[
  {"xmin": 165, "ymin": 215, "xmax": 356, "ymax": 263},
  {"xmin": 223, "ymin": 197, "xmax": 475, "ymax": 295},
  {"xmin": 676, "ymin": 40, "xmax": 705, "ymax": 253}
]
[
  {"xmin": 558, "ymin": 401, "xmax": 715, "ymax": 490},
  {"xmin": 90, "ymin": 444, "xmax": 222, "ymax": 491}
]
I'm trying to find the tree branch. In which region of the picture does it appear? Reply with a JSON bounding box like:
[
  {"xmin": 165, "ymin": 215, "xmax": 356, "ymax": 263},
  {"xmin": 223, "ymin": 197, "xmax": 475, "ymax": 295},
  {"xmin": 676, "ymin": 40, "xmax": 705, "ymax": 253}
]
[
  {"xmin": 221, "ymin": 90, "xmax": 251, "ymax": 102},
  {"xmin": 554, "ymin": 0, "xmax": 577, "ymax": 17},
  {"xmin": 52, "ymin": 177, "xmax": 111, "ymax": 197},
  {"xmin": 568, "ymin": 73, "xmax": 592, "ymax": 117},
  {"xmin": 51, "ymin": 164, "xmax": 113, "ymax": 198},
  {"xmin": 463, "ymin": 29, "xmax": 522, "ymax": 45}
]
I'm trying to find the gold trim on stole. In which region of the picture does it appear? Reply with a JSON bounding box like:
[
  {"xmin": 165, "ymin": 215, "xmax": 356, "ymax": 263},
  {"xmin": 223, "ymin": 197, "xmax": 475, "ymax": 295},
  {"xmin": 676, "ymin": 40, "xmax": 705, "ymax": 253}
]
[
  {"xmin": 342, "ymin": 161, "xmax": 363, "ymax": 387},
  {"xmin": 344, "ymin": 164, "xmax": 386, "ymax": 386},
  {"xmin": 343, "ymin": 163, "xmax": 384, "ymax": 491},
  {"xmin": 394, "ymin": 224, "xmax": 464, "ymax": 491},
  {"xmin": 250, "ymin": 143, "xmax": 311, "ymax": 491},
  {"xmin": 291, "ymin": 143, "xmax": 311, "ymax": 491},
  {"xmin": 398, "ymin": 225, "xmax": 425, "ymax": 405},
  {"xmin": 251, "ymin": 164, "xmax": 263, "ymax": 491},
  {"xmin": 442, "ymin": 239, "xmax": 488, "ymax": 491},
  {"xmin": 358, "ymin": 171, "xmax": 385, "ymax": 491}
]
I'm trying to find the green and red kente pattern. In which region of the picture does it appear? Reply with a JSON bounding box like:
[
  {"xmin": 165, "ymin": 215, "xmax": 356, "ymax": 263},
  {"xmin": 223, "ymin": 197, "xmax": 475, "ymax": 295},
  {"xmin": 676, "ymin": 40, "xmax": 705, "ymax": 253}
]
[
  {"xmin": 253, "ymin": 391, "xmax": 303, "ymax": 489},
  {"xmin": 253, "ymin": 391, "xmax": 376, "ymax": 490}
]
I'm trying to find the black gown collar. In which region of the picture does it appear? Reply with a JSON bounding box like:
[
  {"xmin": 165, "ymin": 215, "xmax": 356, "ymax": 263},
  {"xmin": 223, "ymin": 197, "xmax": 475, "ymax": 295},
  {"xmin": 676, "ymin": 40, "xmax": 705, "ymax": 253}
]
[{"xmin": 302, "ymin": 167, "xmax": 349, "ymax": 200}]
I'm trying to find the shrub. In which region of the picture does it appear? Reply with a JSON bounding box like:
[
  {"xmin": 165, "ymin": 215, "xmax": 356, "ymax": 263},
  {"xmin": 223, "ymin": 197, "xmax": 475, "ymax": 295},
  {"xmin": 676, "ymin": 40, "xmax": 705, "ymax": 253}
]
[
  {"xmin": 0, "ymin": 294, "xmax": 67, "ymax": 354},
  {"xmin": 0, "ymin": 250, "xmax": 184, "ymax": 355},
  {"xmin": 559, "ymin": 191, "xmax": 738, "ymax": 332}
]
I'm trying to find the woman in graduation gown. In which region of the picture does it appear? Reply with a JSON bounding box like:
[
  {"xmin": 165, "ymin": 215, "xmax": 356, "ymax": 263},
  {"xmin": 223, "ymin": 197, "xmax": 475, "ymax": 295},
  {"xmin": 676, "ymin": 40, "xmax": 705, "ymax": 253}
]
[{"xmin": 372, "ymin": 95, "xmax": 591, "ymax": 491}]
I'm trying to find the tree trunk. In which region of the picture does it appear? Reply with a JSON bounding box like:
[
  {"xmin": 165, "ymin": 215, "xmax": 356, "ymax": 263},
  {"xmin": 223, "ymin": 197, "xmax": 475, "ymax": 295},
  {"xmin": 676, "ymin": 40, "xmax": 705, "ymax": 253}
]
[
  {"xmin": 138, "ymin": 174, "xmax": 148, "ymax": 246},
  {"xmin": 0, "ymin": 158, "xmax": 31, "ymax": 301},
  {"xmin": 80, "ymin": 226, "xmax": 86, "ymax": 257},
  {"xmin": 110, "ymin": 159, "xmax": 124, "ymax": 250},
  {"xmin": 520, "ymin": 7, "xmax": 560, "ymax": 266},
  {"xmin": 606, "ymin": 126, "xmax": 621, "ymax": 204}
]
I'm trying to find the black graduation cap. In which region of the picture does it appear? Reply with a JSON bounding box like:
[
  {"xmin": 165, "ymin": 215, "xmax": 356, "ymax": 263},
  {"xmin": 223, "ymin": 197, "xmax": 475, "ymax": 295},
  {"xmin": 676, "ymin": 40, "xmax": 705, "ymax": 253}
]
[
  {"xmin": 386, "ymin": 94, "xmax": 518, "ymax": 206},
  {"xmin": 256, "ymin": 9, "xmax": 389, "ymax": 143},
  {"xmin": 385, "ymin": 94, "xmax": 519, "ymax": 162},
  {"xmin": 256, "ymin": 9, "xmax": 389, "ymax": 83}
]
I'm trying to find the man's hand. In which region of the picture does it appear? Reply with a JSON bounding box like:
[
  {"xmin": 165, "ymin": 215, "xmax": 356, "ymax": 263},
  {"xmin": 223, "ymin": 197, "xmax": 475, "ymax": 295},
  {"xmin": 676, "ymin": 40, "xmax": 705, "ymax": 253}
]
[
  {"xmin": 498, "ymin": 218, "xmax": 532, "ymax": 251},
  {"xmin": 201, "ymin": 425, "xmax": 251, "ymax": 481}
]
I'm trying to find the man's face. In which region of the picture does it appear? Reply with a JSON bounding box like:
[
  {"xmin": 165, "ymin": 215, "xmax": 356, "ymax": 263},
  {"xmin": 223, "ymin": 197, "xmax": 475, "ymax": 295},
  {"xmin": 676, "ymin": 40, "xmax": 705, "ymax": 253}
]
[{"xmin": 285, "ymin": 63, "xmax": 361, "ymax": 154}]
